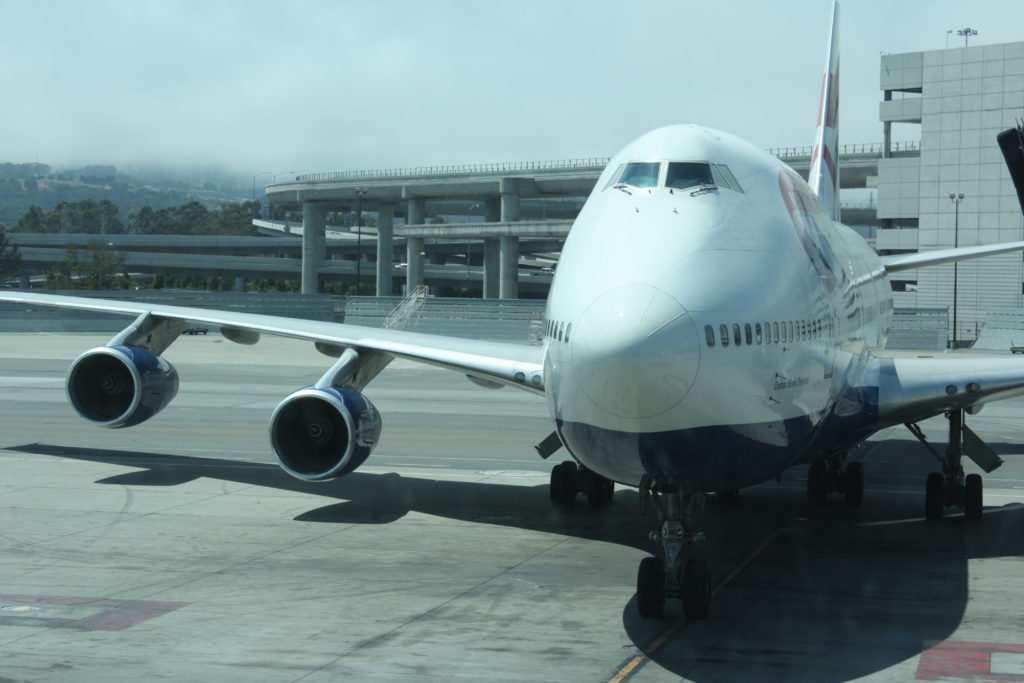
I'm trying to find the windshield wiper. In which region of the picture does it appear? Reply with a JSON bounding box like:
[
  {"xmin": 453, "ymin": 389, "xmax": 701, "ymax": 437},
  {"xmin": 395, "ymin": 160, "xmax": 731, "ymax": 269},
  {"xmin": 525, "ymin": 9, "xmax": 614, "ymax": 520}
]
[
  {"xmin": 690, "ymin": 184, "xmax": 717, "ymax": 197},
  {"xmin": 613, "ymin": 183, "xmax": 633, "ymax": 195}
]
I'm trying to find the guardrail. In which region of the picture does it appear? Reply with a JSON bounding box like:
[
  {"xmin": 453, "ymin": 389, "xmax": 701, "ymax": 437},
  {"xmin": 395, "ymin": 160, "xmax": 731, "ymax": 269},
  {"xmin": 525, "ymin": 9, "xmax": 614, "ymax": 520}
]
[
  {"xmin": 296, "ymin": 158, "xmax": 611, "ymax": 182},
  {"xmin": 766, "ymin": 141, "xmax": 920, "ymax": 158},
  {"xmin": 291, "ymin": 142, "xmax": 919, "ymax": 184}
]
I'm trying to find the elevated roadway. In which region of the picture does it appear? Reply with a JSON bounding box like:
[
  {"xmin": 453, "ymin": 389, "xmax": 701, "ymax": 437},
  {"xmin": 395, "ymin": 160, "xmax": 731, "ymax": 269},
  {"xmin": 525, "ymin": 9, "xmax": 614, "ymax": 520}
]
[{"xmin": 264, "ymin": 144, "xmax": 908, "ymax": 298}]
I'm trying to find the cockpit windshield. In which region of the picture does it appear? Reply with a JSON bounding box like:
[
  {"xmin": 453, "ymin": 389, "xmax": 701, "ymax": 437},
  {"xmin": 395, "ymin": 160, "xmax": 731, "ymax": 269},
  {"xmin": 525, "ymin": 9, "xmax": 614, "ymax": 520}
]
[
  {"xmin": 615, "ymin": 162, "xmax": 660, "ymax": 188},
  {"xmin": 666, "ymin": 162, "xmax": 713, "ymax": 190},
  {"xmin": 606, "ymin": 160, "xmax": 743, "ymax": 193}
]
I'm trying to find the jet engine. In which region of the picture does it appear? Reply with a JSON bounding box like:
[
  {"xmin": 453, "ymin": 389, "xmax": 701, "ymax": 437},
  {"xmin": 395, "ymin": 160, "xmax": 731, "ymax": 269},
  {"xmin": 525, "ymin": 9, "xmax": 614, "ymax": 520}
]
[
  {"xmin": 66, "ymin": 345, "xmax": 179, "ymax": 428},
  {"xmin": 269, "ymin": 387, "xmax": 382, "ymax": 481}
]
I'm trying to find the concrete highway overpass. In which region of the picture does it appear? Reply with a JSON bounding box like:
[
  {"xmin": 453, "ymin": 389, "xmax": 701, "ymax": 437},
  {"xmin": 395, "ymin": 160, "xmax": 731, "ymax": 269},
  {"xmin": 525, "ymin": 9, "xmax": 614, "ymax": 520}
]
[{"xmin": 264, "ymin": 144, "xmax": 905, "ymax": 297}]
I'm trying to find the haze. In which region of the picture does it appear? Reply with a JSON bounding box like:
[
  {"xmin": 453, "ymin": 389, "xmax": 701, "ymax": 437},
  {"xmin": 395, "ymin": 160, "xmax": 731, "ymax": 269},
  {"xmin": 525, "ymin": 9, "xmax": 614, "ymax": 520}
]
[{"xmin": 4, "ymin": 0, "xmax": 1021, "ymax": 178}]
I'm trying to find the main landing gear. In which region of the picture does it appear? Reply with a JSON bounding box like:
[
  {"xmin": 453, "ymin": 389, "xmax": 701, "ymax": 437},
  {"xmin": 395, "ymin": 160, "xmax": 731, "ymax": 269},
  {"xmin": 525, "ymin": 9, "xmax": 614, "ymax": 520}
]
[
  {"xmin": 906, "ymin": 409, "xmax": 1002, "ymax": 521},
  {"xmin": 635, "ymin": 478, "xmax": 709, "ymax": 619},
  {"xmin": 549, "ymin": 460, "xmax": 614, "ymax": 506},
  {"xmin": 806, "ymin": 453, "xmax": 864, "ymax": 507}
]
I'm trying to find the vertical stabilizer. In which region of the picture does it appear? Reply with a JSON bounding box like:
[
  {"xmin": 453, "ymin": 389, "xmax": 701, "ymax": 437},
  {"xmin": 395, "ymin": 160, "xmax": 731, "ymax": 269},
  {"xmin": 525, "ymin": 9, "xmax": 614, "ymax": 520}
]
[{"xmin": 809, "ymin": 2, "xmax": 840, "ymax": 221}]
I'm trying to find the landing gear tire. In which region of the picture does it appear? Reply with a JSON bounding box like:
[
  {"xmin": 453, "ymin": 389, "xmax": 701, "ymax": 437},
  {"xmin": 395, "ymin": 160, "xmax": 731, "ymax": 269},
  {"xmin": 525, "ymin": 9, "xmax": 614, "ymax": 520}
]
[
  {"xmin": 843, "ymin": 462, "xmax": 864, "ymax": 508},
  {"xmin": 925, "ymin": 471, "xmax": 944, "ymax": 521},
  {"xmin": 636, "ymin": 556, "xmax": 665, "ymax": 618},
  {"xmin": 549, "ymin": 461, "xmax": 578, "ymax": 504},
  {"xmin": 807, "ymin": 461, "xmax": 828, "ymax": 506},
  {"xmin": 716, "ymin": 489, "xmax": 739, "ymax": 504},
  {"xmin": 681, "ymin": 558, "xmax": 710, "ymax": 620},
  {"xmin": 964, "ymin": 473, "xmax": 983, "ymax": 520},
  {"xmin": 585, "ymin": 474, "xmax": 614, "ymax": 507}
]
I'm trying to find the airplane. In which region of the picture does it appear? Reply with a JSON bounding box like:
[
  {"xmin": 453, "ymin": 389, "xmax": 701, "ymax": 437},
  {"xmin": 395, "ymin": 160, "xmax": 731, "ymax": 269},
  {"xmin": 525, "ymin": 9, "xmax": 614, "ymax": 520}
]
[{"xmin": 4, "ymin": 1, "xmax": 1024, "ymax": 621}]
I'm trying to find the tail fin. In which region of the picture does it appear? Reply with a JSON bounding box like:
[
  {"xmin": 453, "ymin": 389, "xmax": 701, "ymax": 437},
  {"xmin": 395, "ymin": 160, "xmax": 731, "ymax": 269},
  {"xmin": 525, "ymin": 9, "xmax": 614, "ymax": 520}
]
[
  {"xmin": 997, "ymin": 122, "xmax": 1024, "ymax": 215},
  {"xmin": 809, "ymin": 2, "xmax": 840, "ymax": 221}
]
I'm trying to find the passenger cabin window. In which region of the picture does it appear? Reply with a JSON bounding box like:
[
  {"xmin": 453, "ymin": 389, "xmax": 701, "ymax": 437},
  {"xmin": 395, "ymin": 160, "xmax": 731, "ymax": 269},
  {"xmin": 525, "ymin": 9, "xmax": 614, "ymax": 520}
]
[
  {"xmin": 665, "ymin": 162, "xmax": 713, "ymax": 190},
  {"xmin": 733, "ymin": 324, "xmax": 741, "ymax": 346},
  {"xmin": 720, "ymin": 324, "xmax": 729, "ymax": 347},
  {"xmin": 616, "ymin": 162, "xmax": 660, "ymax": 188},
  {"xmin": 704, "ymin": 325, "xmax": 715, "ymax": 347}
]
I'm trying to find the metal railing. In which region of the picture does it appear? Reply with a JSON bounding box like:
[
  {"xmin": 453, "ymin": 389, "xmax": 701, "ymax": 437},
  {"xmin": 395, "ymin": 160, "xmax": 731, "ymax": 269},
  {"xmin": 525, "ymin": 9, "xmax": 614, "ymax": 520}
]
[
  {"xmin": 288, "ymin": 142, "xmax": 919, "ymax": 185},
  {"xmin": 766, "ymin": 141, "xmax": 920, "ymax": 158},
  {"xmin": 296, "ymin": 158, "xmax": 611, "ymax": 183}
]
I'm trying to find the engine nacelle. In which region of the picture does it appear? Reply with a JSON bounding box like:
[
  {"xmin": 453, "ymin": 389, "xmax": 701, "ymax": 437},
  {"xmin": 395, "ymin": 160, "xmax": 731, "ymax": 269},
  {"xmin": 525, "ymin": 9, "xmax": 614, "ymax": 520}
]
[
  {"xmin": 66, "ymin": 345, "xmax": 179, "ymax": 428},
  {"xmin": 269, "ymin": 387, "xmax": 382, "ymax": 481}
]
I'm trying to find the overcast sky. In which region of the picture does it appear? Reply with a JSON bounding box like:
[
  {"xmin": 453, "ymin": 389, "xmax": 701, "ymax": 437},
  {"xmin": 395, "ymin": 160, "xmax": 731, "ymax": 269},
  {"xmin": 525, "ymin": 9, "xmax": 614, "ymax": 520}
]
[{"xmin": 3, "ymin": 0, "xmax": 1021, "ymax": 178}]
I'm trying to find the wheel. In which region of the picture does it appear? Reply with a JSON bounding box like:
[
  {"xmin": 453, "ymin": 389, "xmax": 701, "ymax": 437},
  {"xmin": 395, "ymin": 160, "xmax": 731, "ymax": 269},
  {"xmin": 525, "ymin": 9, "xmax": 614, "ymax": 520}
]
[
  {"xmin": 807, "ymin": 461, "xmax": 828, "ymax": 506},
  {"xmin": 925, "ymin": 472, "xmax": 944, "ymax": 521},
  {"xmin": 843, "ymin": 462, "xmax": 864, "ymax": 508},
  {"xmin": 681, "ymin": 558, "xmax": 710, "ymax": 620},
  {"xmin": 585, "ymin": 473, "xmax": 614, "ymax": 507},
  {"xmin": 964, "ymin": 473, "xmax": 983, "ymax": 520},
  {"xmin": 716, "ymin": 489, "xmax": 739, "ymax": 504},
  {"xmin": 636, "ymin": 556, "xmax": 665, "ymax": 618},
  {"xmin": 549, "ymin": 461, "xmax": 578, "ymax": 504}
]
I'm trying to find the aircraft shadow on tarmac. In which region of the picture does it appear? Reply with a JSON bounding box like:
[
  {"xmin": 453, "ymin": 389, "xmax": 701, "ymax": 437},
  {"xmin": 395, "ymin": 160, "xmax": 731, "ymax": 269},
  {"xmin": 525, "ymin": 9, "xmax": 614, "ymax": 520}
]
[{"xmin": 11, "ymin": 441, "xmax": 1024, "ymax": 683}]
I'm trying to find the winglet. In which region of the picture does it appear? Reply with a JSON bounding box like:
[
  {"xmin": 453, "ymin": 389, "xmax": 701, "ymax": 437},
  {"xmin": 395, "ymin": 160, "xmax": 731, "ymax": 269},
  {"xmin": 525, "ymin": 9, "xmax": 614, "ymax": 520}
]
[{"xmin": 809, "ymin": 2, "xmax": 840, "ymax": 222}]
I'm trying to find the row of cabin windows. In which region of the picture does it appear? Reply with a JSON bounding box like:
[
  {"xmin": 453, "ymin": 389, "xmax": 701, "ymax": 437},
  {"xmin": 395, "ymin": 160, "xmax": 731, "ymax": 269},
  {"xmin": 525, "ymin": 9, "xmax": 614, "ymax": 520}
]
[
  {"xmin": 545, "ymin": 319, "xmax": 572, "ymax": 344},
  {"xmin": 703, "ymin": 318, "xmax": 831, "ymax": 348}
]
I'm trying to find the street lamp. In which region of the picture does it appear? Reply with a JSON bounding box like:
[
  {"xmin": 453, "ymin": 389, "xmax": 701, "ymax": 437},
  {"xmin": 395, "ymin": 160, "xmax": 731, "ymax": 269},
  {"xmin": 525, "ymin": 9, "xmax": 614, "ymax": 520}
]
[
  {"xmin": 252, "ymin": 171, "xmax": 271, "ymax": 220},
  {"xmin": 274, "ymin": 171, "xmax": 295, "ymax": 182},
  {"xmin": 949, "ymin": 192, "xmax": 965, "ymax": 347},
  {"xmin": 956, "ymin": 27, "xmax": 978, "ymax": 47},
  {"xmin": 355, "ymin": 189, "xmax": 366, "ymax": 294}
]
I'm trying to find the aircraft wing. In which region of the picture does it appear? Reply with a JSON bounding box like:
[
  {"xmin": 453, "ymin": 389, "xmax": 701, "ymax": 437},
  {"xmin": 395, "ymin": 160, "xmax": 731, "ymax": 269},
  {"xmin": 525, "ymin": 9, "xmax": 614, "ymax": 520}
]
[
  {"xmin": 875, "ymin": 353, "xmax": 1024, "ymax": 425},
  {"xmin": 0, "ymin": 291, "xmax": 546, "ymax": 394},
  {"xmin": 880, "ymin": 241, "xmax": 1024, "ymax": 273}
]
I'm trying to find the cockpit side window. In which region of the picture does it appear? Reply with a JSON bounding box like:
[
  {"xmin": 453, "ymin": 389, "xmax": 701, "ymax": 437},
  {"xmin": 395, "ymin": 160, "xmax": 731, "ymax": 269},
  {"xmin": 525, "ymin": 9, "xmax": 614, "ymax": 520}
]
[
  {"xmin": 616, "ymin": 162, "xmax": 661, "ymax": 188},
  {"xmin": 665, "ymin": 162, "xmax": 713, "ymax": 190}
]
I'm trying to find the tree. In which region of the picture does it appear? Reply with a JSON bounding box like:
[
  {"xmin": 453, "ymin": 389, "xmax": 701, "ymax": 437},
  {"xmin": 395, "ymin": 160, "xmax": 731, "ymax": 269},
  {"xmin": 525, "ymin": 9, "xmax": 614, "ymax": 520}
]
[
  {"xmin": 15, "ymin": 205, "xmax": 46, "ymax": 232},
  {"xmin": 0, "ymin": 225, "xmax": 22, "ymax": 280},
  {"xmin": 49, "ymin": 241, "xmax": 128, "ymax": 290}
]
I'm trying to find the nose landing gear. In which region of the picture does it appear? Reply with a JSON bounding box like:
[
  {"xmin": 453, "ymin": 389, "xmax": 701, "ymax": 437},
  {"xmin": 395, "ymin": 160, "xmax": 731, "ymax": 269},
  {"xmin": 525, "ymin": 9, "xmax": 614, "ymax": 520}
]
[{"xmin": 635, "ymin": 477, "xmax": 710, "ymax": 619}]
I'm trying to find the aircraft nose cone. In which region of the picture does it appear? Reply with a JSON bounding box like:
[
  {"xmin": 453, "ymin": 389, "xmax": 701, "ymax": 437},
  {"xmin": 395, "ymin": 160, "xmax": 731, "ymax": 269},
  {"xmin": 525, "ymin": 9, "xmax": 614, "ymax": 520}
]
[{"xmin": 573, "ymin": 285, "xmax": 700, "ymax": 419}]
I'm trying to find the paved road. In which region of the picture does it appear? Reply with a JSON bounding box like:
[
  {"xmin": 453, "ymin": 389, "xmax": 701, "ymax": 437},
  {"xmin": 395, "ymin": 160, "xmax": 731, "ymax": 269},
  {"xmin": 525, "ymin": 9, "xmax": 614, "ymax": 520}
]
[{"xmin": 2, "ymin": 332, "xmax": 1024, "ymax": 682}]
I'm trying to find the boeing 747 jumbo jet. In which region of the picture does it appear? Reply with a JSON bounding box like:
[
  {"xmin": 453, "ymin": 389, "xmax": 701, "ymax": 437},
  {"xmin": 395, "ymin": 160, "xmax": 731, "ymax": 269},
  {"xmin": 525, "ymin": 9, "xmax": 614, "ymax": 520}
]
[{"xmin": 4, "ymin": 3, "xmax": 1024, "ymax": 619}]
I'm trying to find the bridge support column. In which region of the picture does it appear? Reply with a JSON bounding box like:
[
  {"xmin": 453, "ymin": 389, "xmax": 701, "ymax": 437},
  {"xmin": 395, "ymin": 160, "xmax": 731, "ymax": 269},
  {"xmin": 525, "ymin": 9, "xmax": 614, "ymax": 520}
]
[
  {"xmin": 20, "ymin": 273, "xmax": 30, "ymax": 290},
  {"xmin": 406, "ymin": 195, "xmax": 425, "ymax": 226},
  {"xmin": 302, "ymin": 201, "xmax": 326, "ymax": 295},
  {"xmin": 376, "ymin": 204, "xmax": 394, "ymax": 296},
  {"xmin": 483, "ymin": 238, "xmax": 500, "ymax": 298},
  {"xmin": 234, "ymin": 277, "xmax": 246, "ymax": 292},
  {"xmin": 499, "ymin": 178, "xmax": 521, "ymax": 299},
  {"xmin": 500, "ymin": 177, "xmax": 521, "ymax": 222},
  {"xmin": 407, "ymin": 236, "xmax": 425, "ymax": 293},
  {"xmin": 499, "ymin": 236, "xmax": 519, "ymax": 300}
]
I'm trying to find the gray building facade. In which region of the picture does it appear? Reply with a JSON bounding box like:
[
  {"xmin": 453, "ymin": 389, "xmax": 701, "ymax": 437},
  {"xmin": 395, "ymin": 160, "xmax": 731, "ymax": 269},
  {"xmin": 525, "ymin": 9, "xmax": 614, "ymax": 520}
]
[{"xmin": 876, "ymin": 40, "xmax": 1024, "ymax": 343}]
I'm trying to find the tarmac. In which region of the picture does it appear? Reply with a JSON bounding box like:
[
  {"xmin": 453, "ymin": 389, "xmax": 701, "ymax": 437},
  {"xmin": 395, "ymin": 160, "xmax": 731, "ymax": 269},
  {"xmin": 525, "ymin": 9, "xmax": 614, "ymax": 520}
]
[{"xmin": 2, "ymin": 332, "xmax": 1024, "ymax": 682}]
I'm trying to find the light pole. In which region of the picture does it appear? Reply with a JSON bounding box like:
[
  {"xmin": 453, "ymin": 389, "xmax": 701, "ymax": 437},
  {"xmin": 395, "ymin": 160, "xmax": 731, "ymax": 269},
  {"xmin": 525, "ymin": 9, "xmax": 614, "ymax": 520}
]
[
  {"xmin": 252, "ymin": 171, "xmax": 271, "ymax": 219},
  {"xmin": 355, "ymin": 189, "xmax": 366, "ymax": 294},
  {"xmin": 956, "ymin": 27, "xmax": 978, "ymax": 47},
  {"xmin": 949, "ymin": 192, "xmax": 964, "ymax": 347}
]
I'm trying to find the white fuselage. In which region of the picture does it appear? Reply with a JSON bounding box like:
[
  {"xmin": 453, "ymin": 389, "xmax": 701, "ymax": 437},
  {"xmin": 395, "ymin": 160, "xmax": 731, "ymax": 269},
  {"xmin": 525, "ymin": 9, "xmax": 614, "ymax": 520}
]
[{"xmin": 543, "ymin": 125, "xmax": 891, "ymax": 490}]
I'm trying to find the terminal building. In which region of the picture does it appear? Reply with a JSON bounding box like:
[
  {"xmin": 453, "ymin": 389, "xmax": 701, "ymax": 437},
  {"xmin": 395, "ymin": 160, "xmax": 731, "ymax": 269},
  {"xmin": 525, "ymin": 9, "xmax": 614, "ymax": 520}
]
[{"xmin": 877, "ymin": 40, "xmax": 1024, "ymax": 343}]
